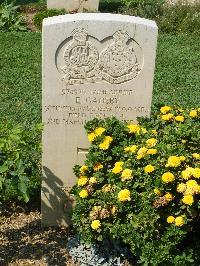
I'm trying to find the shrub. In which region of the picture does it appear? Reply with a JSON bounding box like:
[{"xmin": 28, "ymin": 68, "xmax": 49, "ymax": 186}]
[
  {"xmin": 157, "ymin": 1, "xmax": 200, "ymax": 34},
  {"xmin": 121, "ymin": 0, "xmax": 165, "ymax": 19},
  {"xmin": 33, "ymin": 8, "xmax": 66, "ymax": 31},
  {"xmin": 0, "ymin": 122, "xmax": 42, "ymax": 203},
  {"xmin": 71, "ymin": 106, "xmax": 200, "ymax": 265},
  {"xmin": 99, "ymin": 0, "xmax": 125, "ymax": 13},
  {"xmin": 0, "ymin": 1, "xmax": 27, "ymax": 32}
]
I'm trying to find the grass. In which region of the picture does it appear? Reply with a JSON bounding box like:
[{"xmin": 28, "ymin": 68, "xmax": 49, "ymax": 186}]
[{"xmin": 0, "ymin": 32, "xmax": 199, "ymax": 125}]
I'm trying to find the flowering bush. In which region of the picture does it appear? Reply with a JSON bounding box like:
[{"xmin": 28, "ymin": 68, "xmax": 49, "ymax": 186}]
[{"xmin": 71, "ymin": 106, "xmax": 200, "ymax": 265}]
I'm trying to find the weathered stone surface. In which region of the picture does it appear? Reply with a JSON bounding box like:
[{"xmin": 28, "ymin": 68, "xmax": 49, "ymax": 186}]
[
  {"xmin": 47, "ymin": 0, "xmax": 99, "ymax": 12},
  {"xmin": 42, "ymin": 13, "xmax": 158, "ymax": 226}
]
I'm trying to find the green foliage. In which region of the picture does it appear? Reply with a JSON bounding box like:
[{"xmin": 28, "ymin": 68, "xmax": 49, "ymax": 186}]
[
  {"xmin": 122, "ymin": 0, "xmax": 165, "ymax": 19},
  {"xmin": 0, "ymin": 122, "xmax": 42, "ymax": 203},
  {"xmin": 99, "ymin": 0, "xmax": 125, "ymax": 13},
  {"xmin": 33, "ymin": 8, "xmax": 65, "ymax": 30},
  {"xmin": 157, "ymin": 2, "xmax": 200, "ymax": 34},
  {"xmin": 0, "ymin": 1, "xmax": 27, "ymax": 32},
  {"xmin": 71, "ymin": 107, "xmax": 200, "ymax": 265}
]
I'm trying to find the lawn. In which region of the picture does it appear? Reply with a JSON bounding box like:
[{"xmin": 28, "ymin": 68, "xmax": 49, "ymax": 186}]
[{"xmin": 0, "ymin": 32, "xmax": 199, "ymax": 125}]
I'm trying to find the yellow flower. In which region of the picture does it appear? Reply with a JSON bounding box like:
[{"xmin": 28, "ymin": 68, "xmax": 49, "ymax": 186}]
[
  {"xmin": 185, "ymin": 180, "xmax": 199, "ymax": 195},
  {"xmin": 166, "ymin": 156, "xmax": 181, "ymax": 167},
  {"xmin": 189, "ymin": 110, "xmax": 198, "ymax": 118},
  {"xmin": 124, "ymin": 145, "xmax": 137, "ymax": 153},
  {"xmin": 127, "ymin": 124, "xmax": 140, "ymax": 134},
  {"xmin": 160, "ymin": 106, "xmax": 172, "ymax": 114},
  {"xmin": 102, "ymin": 184, "xmax": 112, "ymax": 193},
  {"xmin": 79, "ymin": 189, "xmax": 89, "ymax": 198},
  {"xmin": 88, "ymin": 132, "xmax": 96, "ymax": 142},
  {"xmin": 94, "ymin": 127, "xmax": 106, "ymax": 136},
  {"xmin": 89, "ymin": 177, "xmax": 97, "ymax": 184},
  {"xmin": 147, "ymin": 148, "xmax": 157, "ymax": 155},
  {"xmin": 118, "ymin": 189, "xmax": 131, "ymax": 202},
  {"xmin": 181, "ymin": 140, "xmax": 187, "ymax": 144},
  {"xmin": 91, "ymin": 220, "xmax": 101, "ymax": 230},
  {"xmin": 121, "ymin": 169, "xmax": 133, "ymax": 181},
  {"xmin": 165, "ymin": 192, "xmax": 173, "ymax": 202},
  {"xmin": 175, "ymin": 115, "xmax": 184, "ymax": 122},
  {"xmin": 130, "ymin": 145, "xmax": 137, "ymax": 153},
  {"xmin": 167, "ymin": 216, "xmax": 175, "ymax": 224},
  {"xmin": 192, "ymin": 153, "xmax": 200, "ymax": 160},
  {"xmin": 154, "ymin": 188, "xmax": 162, "ymax": 196},
  {"xmin": 80, "ymin": 165, "xmax": 88, "ymax": 173},
  {"xmin": 179, "ymin": 156, "xmax": 186, "ymax": 161},
  {"xmin": 192, "ymin": 168, "xmax": 200, "ymax": 178},
  {"xmin": 144, "ymin": 164, "xmax": 155, "ymax": 173},
  {"xmin": 77, "ymin": 176, "xmax": 88, "ymax": 186},
  {"xmin": 182, "ymin": 195, "xmax": 194, "ymax": 205},
  {"xmin": 151, "ymin": 129, "xmax": 158, "ymax": 135},
  {"xmin": 137, "ymin": 147, "xmax": 148, "ymax": 158},
  {"xmin": 112, "ymin": 161, "xmax": 124, "ymax": 174},
  {"xmin": 177, "ymin": 183, "xmax": 186, "ymax": 193},
  {"xmin": 181, "ymin": 167, "xmax": 193, "ymax": 180},
  {"xmin": 175, "ymin": 216, "xmax": 184, "ymax": 227},
  {"xmin": 161, "ymin": 113, "xmax": 174, "ymax": 121},
  {"xmin": 146, "ymin": 138, "xmax": 157, "ymax": 148},
  {"xmin": 162, "ymin": 172, "xmax": 175, "ymax": 183},
  {"xmin": 94, "ymin": 163, "xmax": 103, "ymax": 171},
  {"xmin": 99, "ymin": 136, "xmax": 113, "ymax": 150}
]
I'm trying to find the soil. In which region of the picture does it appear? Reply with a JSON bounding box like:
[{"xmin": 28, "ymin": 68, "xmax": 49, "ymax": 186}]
[{"xmin": 0, "ymin": 200, "xmax": 78, "ymax": 266}]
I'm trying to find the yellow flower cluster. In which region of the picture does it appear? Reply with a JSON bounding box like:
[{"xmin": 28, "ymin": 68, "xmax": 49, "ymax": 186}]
[
  {"xmin": 167, "ymin": 215, "xmax": 185, "ymax": 226},
  {"xmin": 165, "ymin": 155, "xmax": 185, "ymax": 168},
  {"xmin": 91, "ymin": 219, "xmax": 101, "ymax": 230},
  {"xmin": 175, "ymin": 115, "xmax": 184, "ymax": 122},
  {"xmin": 177, "ymin": 180, "xmax": 200, "ymax": 196},
  {"xmin": 89, "ymin": 177, "xmax": 97, "ymax": 184},
  {"xmin": 189, "ymin": 109, "xmax": 198, "ymax": 118},
  {"xmin": 118, "ymin": 189, "xmax": 131, "ymax": 202},
  {"xmin": 79, "ymin": 189, "xmax": 89, "ymax": 198},
  {"xmin": 161, "ymin": 113, "xmax": 174, "ymax": 121},
  {"xmin": 181, "ymin": 167, "xmax": 200, "ymax": 180},
  {"xmin": 127, "ymin": 124, "xmax": 140, "ymax": 134},
  {"xmin": 121, "ymin": 169, "xmax": 133, "ymax": 181},
  {"xmin": 146, "ymin": 138, "xmax": 157, "ymax": 148},
  {"xmin": 112, "ymin": 161, "xmax": 124, "ymax": 174},
  {"xmin": 124, "ymin": 145, "xmax": 137, "ymax": 153},
  {"xmin": 147, "ymin": 148, "xmax": 157, "ymax": 155},
  {"xmin": 160, "ymin": 106, "xmax": 172, "ymax": 114},
  {"xmin": 162, "ymin": 172, "xmax": 175, "ymax": 183},
  {"xmin": 137, "ymin": 147, "xmax": 148, "ymax": 160},
  {"xmin": 80, "ymin": 165, "xmax": 88, "ymax": 174},
  {"xmin": 165, "ymin": 192, "xmax": 173, "ymax": 202},
  {"xmin": 99, "ymin": 136, "xmax": 113, "ymax": 150},
  {"xmin": 144, "ymin": 164, "xmax": 155, "ymax": 173},
  {"xmin": 192, "ymin": 153, "xmax": 200, "ymax": 160},
  {"xmin": 182, "ymin": 195, "xmax": 194, "ymax": 205},
  {"xmin": 87, "ymin": 127, "xmax": 106, "ymax": 142},
  {"xmin": 77, "ymin": 176, "xmax": 88, "ymax": 186}
]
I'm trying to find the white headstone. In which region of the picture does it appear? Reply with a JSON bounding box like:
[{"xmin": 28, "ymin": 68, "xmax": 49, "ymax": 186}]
[
  {"xmin": 47, "ymin": 0, "xmax": 99, "ymax": 12},
  {"xmin": 42, "ymin": 13, "xmax": 158, "ymax": 226}
]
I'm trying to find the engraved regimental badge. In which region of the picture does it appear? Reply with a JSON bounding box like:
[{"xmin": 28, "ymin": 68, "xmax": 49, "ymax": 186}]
[{"xmin": 61, "ymin": 28, "xmax": 141, "ymax": 85}]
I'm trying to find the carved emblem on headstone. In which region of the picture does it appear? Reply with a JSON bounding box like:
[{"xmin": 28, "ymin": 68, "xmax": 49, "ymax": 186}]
[
  {"xmin": 61, "ymin": 28, "xmax": 141, "ymax": 85},
  {"xmin": 62, "ymin": 28, "xmax": 99, "ymax": 83}
]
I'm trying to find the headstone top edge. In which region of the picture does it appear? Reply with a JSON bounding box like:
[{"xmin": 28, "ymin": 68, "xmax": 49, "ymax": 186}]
[{"xmin": 43, "ymin": 13, "xmax": 157, "ymax": 29}]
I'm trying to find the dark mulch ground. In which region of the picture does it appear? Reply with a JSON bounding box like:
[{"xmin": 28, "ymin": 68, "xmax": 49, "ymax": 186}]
[{"xmin": 0, "ymin": 199, "xmax": 78, "ymax": 266}]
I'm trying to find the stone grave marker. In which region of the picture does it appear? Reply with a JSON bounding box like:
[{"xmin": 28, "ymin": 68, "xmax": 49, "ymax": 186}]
[
  {"xmin": 47, "ymin": 0, "xmax": 99, "ymax": 12},
  {"xmin": 42, "ymin": 13, "xmax": 158, "ymax": 226}
]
